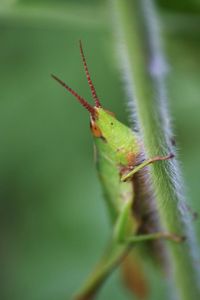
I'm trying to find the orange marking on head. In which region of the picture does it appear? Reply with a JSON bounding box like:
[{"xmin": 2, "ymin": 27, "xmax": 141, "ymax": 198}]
[{"xmin": 90, "ymin": 119, "xmax": 103, "ymax": 138}]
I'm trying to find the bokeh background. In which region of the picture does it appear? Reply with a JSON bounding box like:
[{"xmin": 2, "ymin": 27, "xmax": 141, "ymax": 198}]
[{"xmin": 0, "ymin": 1, "xmax": 200, "ymax": 299}]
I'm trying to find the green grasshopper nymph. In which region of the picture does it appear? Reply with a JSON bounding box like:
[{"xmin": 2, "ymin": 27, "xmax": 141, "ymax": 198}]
[{"xmin": 52, "ymin": 42, "xmax": 182, "ymax": 300}]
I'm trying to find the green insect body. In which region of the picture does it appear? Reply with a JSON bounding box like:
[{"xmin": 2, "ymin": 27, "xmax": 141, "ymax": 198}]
[
  {"xmin": 92, "ymin": 108, "xmax": 140, "ymax": 235},
  {"xmin": 52, "ymin": 42, "xmax": 181, "ymax": 300}
]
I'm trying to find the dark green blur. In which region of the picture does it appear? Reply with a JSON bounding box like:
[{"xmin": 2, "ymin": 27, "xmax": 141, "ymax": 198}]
[{"xmin": 0, "ymin": 1, "xmax": 199, "ymax": 299}]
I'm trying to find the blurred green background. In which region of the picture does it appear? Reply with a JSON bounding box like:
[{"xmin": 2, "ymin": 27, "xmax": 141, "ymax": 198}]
[{"xmin": 0, "ymin": 1, "xmax": 200, "ymax": 299}]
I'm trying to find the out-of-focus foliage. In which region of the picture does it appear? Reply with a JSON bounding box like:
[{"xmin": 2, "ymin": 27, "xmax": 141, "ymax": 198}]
[
  {"xmin": 0, "ymin": 1, "xmax": 199, "ymax": 300},
  {"xmin": 157, "ymin": 0, "xmax": 200, "ymax": 13}
]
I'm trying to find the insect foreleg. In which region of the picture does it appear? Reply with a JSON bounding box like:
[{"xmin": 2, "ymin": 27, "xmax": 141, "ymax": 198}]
[{"xmin": 121, "ymin": 153, "xmax": 174, "ymax": 182}]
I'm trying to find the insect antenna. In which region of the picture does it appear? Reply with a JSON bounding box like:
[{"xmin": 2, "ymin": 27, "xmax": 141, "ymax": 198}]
[
  {"xmin": 79, "ymin": 41, "xmax": 101, "ymax": 108},
  {"xmin": 51, "ymin": 74, "xmax": 96, "ymax": 117}
]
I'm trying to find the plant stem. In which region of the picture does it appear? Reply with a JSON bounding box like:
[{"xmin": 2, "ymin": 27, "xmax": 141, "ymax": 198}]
[{"xmin": 111, "ymin": 0, "xmax": 200, "ymax": 299}]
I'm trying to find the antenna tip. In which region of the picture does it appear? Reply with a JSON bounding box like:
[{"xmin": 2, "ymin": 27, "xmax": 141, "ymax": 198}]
[
  {"xmin": 51, "ymin": 73, "xmax": 57, "ymax": 80},
  {"xmin": 79, "ymin": 40, "xmax": 83, "ymax": 50}
]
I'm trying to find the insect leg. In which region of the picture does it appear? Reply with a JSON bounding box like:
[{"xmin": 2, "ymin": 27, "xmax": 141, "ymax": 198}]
[
  {"xmin": 126, "ymin": 232, "xmax": 185, "ymax": 244},
  {"xmin": 113, "ymin": 199, "xmax": 142, "ymax": 245},
  {"xmin": 121, "ymin": 153, "xmax": 174, "ymax": 181},
  {"xmin": 74, "ymin": 242, "xmax": 129, "ymax": 300},
  {"xmin": 113, "ymin": 205, "xmax": 184, "ymax": 244},
  {"xmin": 113, "ymin": 199, "xmax": 134, "ymax": 243}
]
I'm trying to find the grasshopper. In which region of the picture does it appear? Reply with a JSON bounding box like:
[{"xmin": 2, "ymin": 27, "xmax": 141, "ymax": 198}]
[{"xmin": 52, "ymin": 42, "xmax": 182, "ymax": 300}]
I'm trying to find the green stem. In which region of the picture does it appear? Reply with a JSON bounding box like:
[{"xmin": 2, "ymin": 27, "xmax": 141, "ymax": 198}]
[{"xmin": 111, "ymin": 0, "xmax": 200, "ymax": 299}]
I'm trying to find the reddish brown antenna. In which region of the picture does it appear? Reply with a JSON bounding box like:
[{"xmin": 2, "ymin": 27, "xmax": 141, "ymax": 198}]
[
  {"xmin": 51, "ymin": 74, "xmax": 96, "ymax": 117},
  {"xmin": 79, "ymin": 41, "xmax": 101, "ymax": 107}
]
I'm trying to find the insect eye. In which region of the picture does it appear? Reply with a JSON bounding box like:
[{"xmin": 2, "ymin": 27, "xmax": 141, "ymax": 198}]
[{"xmin": 110, "ymin": 122, "xmax": 113, "ymax": 126}]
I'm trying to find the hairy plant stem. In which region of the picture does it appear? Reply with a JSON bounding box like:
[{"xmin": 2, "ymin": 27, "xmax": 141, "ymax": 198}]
[{"xmin": 112, "ymin": 0, "xmax": 200, "ymax": 299}]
